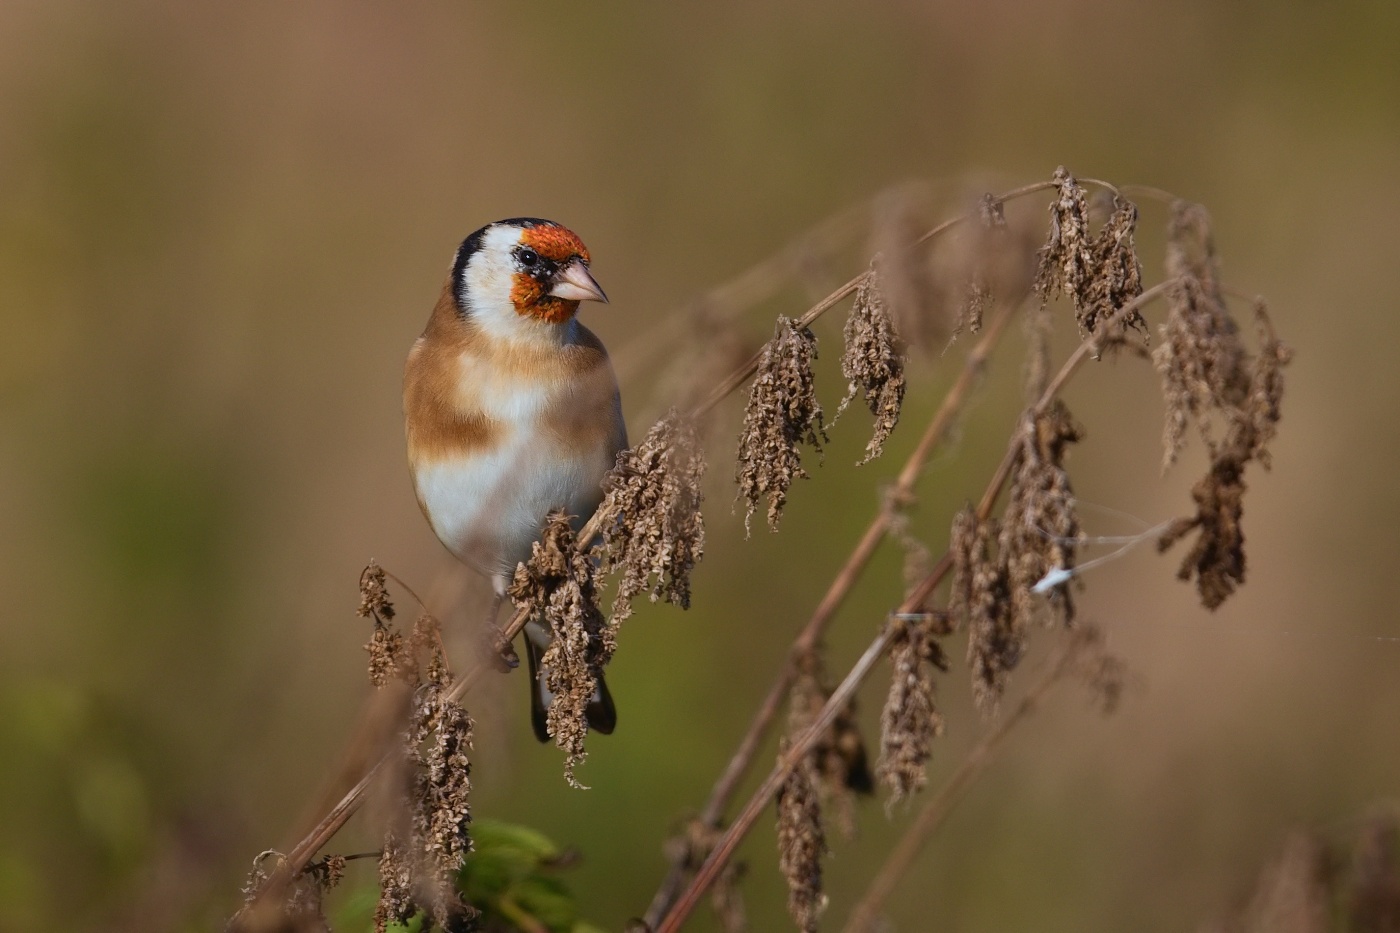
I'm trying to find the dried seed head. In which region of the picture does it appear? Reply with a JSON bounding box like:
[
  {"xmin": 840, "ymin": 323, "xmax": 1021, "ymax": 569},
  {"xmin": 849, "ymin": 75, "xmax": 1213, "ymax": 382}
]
[
  {"xmin": 1033, "ymin": 167, "xmax": 1093, "ymax": 318},
  {"xmin": 358, "ymin": 562, "xmax": 418, "ymax": 688},
  {"xmin": 1080, "ymin": 197, "xmax": 1148, "ymax": 346},
  {"xmin": 735, "ymin": 317, "xmax": 827, "ymax": 535},
  {"xmin": 1245, "ymin": 300, "xmax": 1292, "ymax": 469},
  {"xmin": 1234, "ymin": 832, "xmax": 1332, "ymax": 933},
  {"xmin": 888, "ymin": 494, "xmax": 933, "ymax": 594},
  {"xmin": 948, "ymin": 505, "xmax": 980, "ymax": 627},
  {"xmin": 1165, "ymin": 200, "xmax": 1225, "ymax": 300},
  {"xmin": 1349, "ymin": 815, "xmax": 1400, "ymax": 931},
  {"xmin": 869, "ymin": 192, "xmax": 941, "ymax": 351},
  {"xmin": 414, "ymin": 689, "xmax": 474, "ymax": 875},
  {"xmin": 309, "ymin": 854, "xmax": 347, "ymax": 892},
  {"xmin": 952, "ymin": 194, "xmax": 1009, "ymax": 342},
  {"xmin": 776, "ymin": 742, "xmax": 828, "ymax": 933},
  {"xmin": 508, "ymin": 511, "xmax": 611, "ymax": 786},
  {"xmin": 372, "ymin": 680, "xmax": 476, "ymax": 931},
  {"xmin": 373, "ymin": 829, "xmax": 415, "ymax": 933},
  {"xmin": 672, "ymin": 820, "xmax": 747, "ymax": 933},
  {"xmin": 1069, "ymin": 623, "xmax": 1128, "ymax": 716},
  {"xmin": 1154, "ymin": 203, "xmax": 1252, "ymax": 470},
  {"xmin": 877, "ymin": 612, "xmax": 949, "ymax": 804},
  {"xmin": 239, "ymin": 850, "xmax": 335, "ymax": 932},
  {"xmin": 365, "ymin": 625, "xmax": 408, "ymax": 689},
  {"xmin": 358, "ymin": 561, "xmax": 396, "ymax": 622},
  {"xmin": 410, "ymin": 612, "xmax": 452, "ymax": 688},
  {"xmin": 833, "ymin": 265, "xmax": 907, "ymax": 464},
  {"xmin": 999, "ymin": 402, "xmax": 1083, "ymax": 631},
  {"xmin": 951, "ymin": 510, "xmax": 1018, "ymax": 714},
  {"xmin": 789, "ymin": 656, "xmax": 873, "ymax": 839},
  {"xmin": 602, "ymin": 408, "xmax": 707, "ymax": 622},
  {"xmin": 1157, "ymin": 454, "xmax": 1247, "ymax": 611},
  {"xmin": 1152, "ymin": 214, "xmax": 1289, "ymax": 609}
]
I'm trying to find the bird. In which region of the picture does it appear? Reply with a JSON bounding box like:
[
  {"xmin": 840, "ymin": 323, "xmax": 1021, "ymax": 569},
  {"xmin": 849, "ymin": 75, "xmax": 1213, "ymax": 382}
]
[{"xmin": 404, "ymin": 217, "xmax": 625, "ymax": 742}]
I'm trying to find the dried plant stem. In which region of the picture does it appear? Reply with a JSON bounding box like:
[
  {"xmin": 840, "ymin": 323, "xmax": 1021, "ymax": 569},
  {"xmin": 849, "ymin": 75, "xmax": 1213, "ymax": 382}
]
[
  {"xmin": 651, "ymin": 281, "xmax": 1175, "ymax": 933},
  {"xmin": 697, "ymin": 273, "xmax": 867, "ymax": 418},
  {"xmin": 643, "ymin": 297, "xmax": 1022, "ymax": 928},
  {"xmin": 613, "ymin": 191, "xmax": 884, "ymax": 385},
  {"xmin": 696, "ymin": 177, "xmax": 1124, "ymax": 421},
  {"xmin": 840, "ymin": 633, "xmax": 1087, "ymax": 933},
  {"xmin": 243, "ymin": 188, "xmax": 1170, "ymax": 923}
]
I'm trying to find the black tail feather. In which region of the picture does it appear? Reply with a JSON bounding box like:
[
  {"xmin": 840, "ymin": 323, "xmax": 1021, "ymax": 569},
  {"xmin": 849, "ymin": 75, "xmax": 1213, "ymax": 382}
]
[{"xmin": 525, "ymin": 637, "xmax": 617, "ymax": 743}]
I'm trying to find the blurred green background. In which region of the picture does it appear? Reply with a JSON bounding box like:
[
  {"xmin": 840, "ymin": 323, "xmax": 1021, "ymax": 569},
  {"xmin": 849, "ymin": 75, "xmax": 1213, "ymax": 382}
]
[{"xmin": 2, "ymin": 1, "xmax": 1398, "ymax": 930}]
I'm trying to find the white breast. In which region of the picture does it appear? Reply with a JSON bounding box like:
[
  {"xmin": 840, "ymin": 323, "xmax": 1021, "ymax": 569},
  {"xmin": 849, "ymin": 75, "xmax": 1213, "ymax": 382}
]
[{"xmin": 413, "ymin": 355, "xmax": 612, "ymax": 585}]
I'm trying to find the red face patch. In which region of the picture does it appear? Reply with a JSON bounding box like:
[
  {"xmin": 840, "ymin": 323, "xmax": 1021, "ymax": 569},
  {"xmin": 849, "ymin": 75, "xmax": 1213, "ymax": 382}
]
[
  {"xmin": 510, "ymin": 223, "xmax": 591, "ymax": 323},
  {"xmin": 510, "ymin": 276, "xmax": 578, "ymax": 324},
  {"xmin": 520, "ymin": 224, "xmax": 590, "ymax": 265}
]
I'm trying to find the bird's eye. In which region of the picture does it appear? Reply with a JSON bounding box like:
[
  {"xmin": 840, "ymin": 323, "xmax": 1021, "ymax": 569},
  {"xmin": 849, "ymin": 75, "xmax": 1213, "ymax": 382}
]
[{"xmin": 518, "ymin": 248, "xmax": 539, "ymax": 268}]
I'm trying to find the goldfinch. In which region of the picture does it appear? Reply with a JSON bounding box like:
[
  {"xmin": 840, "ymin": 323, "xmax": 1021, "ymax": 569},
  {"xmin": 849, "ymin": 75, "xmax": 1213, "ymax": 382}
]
[{"xmin": 404, "ymin": 218, "xmax": 624, "ymax": 741}]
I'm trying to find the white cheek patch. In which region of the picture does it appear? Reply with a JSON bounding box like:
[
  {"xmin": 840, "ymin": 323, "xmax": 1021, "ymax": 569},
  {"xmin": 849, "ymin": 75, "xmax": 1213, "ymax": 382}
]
[{"xmin": 461, "ymin": 225, "xmax": 571, "ymax": 347}]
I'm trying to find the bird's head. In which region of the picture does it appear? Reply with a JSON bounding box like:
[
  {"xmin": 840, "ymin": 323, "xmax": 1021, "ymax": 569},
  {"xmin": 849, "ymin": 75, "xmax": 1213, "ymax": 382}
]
[{"xmin": 451, "ymin": 218, "xmax": 607, "ymax": 330}]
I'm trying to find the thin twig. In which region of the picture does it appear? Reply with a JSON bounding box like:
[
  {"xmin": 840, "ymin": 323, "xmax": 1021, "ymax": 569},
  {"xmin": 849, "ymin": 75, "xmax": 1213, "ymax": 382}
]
[
  {"xmin": 650, "ymin": 281, "xmax": 1177, "ymax": 933},
  {"xmin": 840, "ymin": 632, "xmax": 1088, "ymax": 933}
]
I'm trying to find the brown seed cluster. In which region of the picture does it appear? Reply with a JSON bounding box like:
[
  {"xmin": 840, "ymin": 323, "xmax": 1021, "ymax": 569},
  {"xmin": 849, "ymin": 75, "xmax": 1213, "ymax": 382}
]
[
  {"xmin": 735, "ymin": 316, "xmax": 827, "ymax": 534},
  {"xmin": 950, "ymin": 508, "xmax": 1018, "ymax": 714},
  {"xmin": 788, "ymin": 655, "xmax": 873, "ymax": 838},
  {"xmin": 372, "ymin": 614, "xmax": 476, "ymax": 931},
  {"xmin": 1034, "ymin": 168, "xmax": 1093, "ymax": 320},
  {"xmin": 1081, "ymin": 197, "xmax": 1148, "ymax": 344},
  {"xmin": 948, "ymin": 402, "xmax": 1083, "ymax": 713},
  {"xmin": 1033, "ymin": 168, "xmax": 1147, "ymax": 353},
  {"xmin": 953, "ymin": 194, "xmax": 1009, "ymax": 342},
  {"xmin": 834, "ymin": 264, "xmax": 907, "ymax": 464},
  {"xmin": 665, "ymin": 820, "xmax": 747, "ymax": 933},
  {"xmin": 868, "ymin": 193, "xmax": 941, "ymax": 352},
  {"xmin": 509, "ymin": 511, "xmax": 612, "ymax": 786},
  {"xmin": 877, "ymin": 611, "xmax": 949, "ymax": 804},
  {"xmin": 888, "ymin": 495, "xmax": 934, "ymax": 594},
  {"xmin": 775, "ymin": 740, "xmax": 828, "ymax": 933},
  {"xmin": 1154, "ymin": 205, "xmax": 1291, "ymax": 610},
  {"xmin": 1154, "ymin": 202, "xmax": 1252, "ymax": 470},
  {"xmin": 359, "ymin": 562, "xmax": 412, "ymax": 687},
  {"xmin": 239, "ymin": 850, "xmax": 347, "ymax": 933},
  {"xmin": 1069, "ymin": 623, "xmax": 1128, "ymax": 716},
  {"xmin": 999, "ymin": 402, "xmax": 1083, "ymax": 631},
  {"xmin": 601, "ymin": 407, "xmax": 707, "ymax": 622},
  {"xmin": 1203, "ymin": 814, "xmax": 1400, "ymax": 933},
  {"xmin": 350, "ymin": 567, "xmax": 479, "ymax": 930}
]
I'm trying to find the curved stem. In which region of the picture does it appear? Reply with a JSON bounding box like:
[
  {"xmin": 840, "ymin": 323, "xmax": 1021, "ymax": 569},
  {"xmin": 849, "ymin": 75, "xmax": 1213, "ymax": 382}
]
[{"xmin": 1117, "ymin": 183, "xmax": 1181, "ymax": 205}]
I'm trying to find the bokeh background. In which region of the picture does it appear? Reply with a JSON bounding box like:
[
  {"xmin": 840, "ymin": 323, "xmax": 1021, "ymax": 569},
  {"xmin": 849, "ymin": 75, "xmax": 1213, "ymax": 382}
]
[{"xmin": 2, "ymin": 1, "xmax": 1398, "ymax": 930}]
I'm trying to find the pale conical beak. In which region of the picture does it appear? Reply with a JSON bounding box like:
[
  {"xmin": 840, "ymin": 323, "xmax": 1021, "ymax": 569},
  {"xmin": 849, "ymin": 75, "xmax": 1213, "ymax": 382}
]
[{"xmin": 548, "ymin": 261, "xmax": 609, "ymax": 304}]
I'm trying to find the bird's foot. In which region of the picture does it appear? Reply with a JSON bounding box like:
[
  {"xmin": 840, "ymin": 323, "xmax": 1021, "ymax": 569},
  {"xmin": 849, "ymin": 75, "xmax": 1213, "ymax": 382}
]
[{"xmin": 485, "ymin": 625, "xmax": 520, "ymax": 672}]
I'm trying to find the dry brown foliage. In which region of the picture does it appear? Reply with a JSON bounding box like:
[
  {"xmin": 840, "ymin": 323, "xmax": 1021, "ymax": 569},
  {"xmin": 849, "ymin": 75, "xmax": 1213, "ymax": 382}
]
[
  {"xmin": 735, "ymin": 316, "xmax": 827, "ymax": 534},
  {"xmin": 834, "ymin": 263, "xmax": 907, "ymax": 464},
  {"xmin": 999, "ymin": 401, "xmax": 1083, "ymax": 631},
  {"xmin": 1204, "ymin": 814, "xmax": 1400, "ymax": 933},
  {"xmin": 508, "ymin": 511, "xmax": 611, "ymax": 787},
  {"xmin": 876, "ymin": 611, "xmax": 949, "ymax": 804},
  {"xmin": 788, "ymin": 654, "xmax": 874, "ymax": 839},
  {"xmin": 775, "ymin": 741, "xmax": 829, "ymax": 933},
  {"xmin": 602, "ymin": 407, "xmax": 707, "ymax": 621},
  {"xmin": 237, "ymin": 168, "xmax": 1295, "ymax": 933}
]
